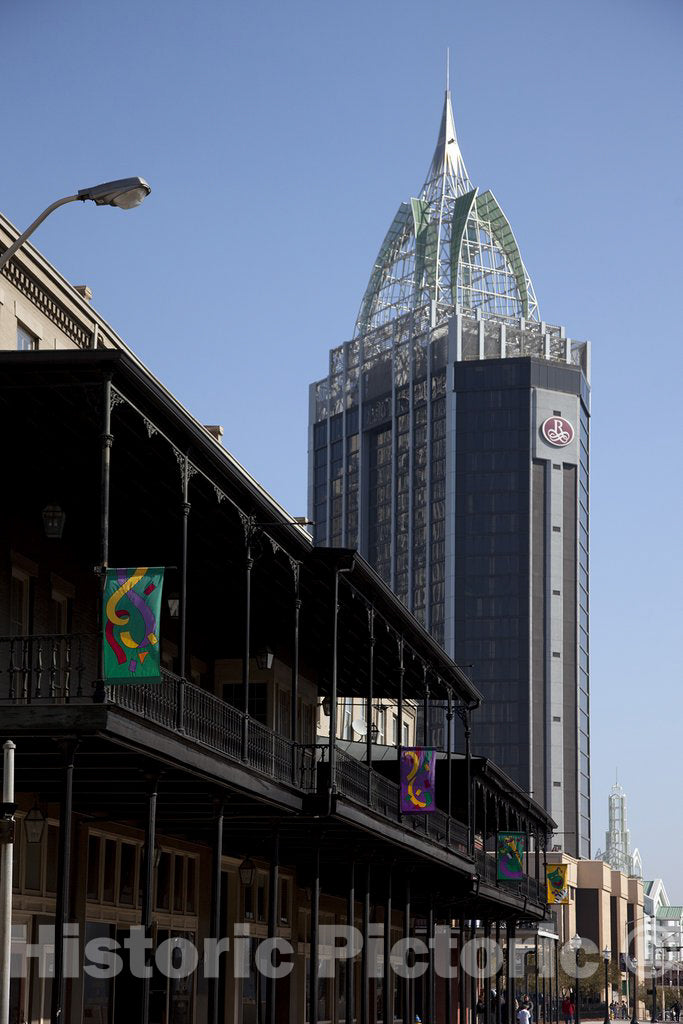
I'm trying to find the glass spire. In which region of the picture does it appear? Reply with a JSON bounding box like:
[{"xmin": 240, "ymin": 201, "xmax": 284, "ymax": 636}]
[{"xmin": 354, "ymin": 89, "xmax": 539, "ymax": 336}]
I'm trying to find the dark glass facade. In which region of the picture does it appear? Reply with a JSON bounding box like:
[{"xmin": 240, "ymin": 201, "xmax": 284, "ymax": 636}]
[
  {"xmin": 310, "ymin": 312, "xmax": 591, "ymax": 856},
  {"xmin": 453, "ymin": 361, "xmax": 532, "ymax": 778}
]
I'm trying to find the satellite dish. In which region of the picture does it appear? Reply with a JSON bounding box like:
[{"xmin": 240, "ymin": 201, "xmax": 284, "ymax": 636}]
[{"xmin": 351, "ymin": 719, "xmax": 367, "ymax": 737}]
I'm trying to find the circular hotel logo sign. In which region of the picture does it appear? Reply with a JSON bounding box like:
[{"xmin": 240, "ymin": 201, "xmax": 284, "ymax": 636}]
[{"xmin": 541, "ymin": 416, "xmax": 574, "ymax": 447}]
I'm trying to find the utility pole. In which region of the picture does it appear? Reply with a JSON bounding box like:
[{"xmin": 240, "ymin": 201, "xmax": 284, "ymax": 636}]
[{"xmin": 0, "ymin": 741, "xmax": 16, "ymax": 1024}]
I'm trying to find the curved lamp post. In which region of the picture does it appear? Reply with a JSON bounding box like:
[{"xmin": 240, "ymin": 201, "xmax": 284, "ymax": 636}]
[
  {"xmin": 603, "ymin": 947, "xmax": 611, "ymax": 1024},
  {"xmin": 569, "ymin": 935, "xmax": 582, "ymax": 1024},
  {"xmin": 0, "ymin": 177, "xmax": 151, "ymax": 273}
]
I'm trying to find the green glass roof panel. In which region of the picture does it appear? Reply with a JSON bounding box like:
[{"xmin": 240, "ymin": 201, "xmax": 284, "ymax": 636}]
[
  {"xmin": 449, "ymin": 188, "xmax": 477, "ymax": 302},
  {"xmin": 475, "ymin": 190, "xmax": 530, "ymax": 317}
]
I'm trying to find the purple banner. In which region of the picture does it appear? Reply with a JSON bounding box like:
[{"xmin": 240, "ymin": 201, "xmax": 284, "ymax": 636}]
[{"xmin": 399, "ymin": 747, "xmax": 436, "ymax": 814}]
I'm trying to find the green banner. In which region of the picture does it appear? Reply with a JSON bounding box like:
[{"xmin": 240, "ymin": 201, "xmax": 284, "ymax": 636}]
[{"xmin": 103, "ymin": 567, "xmax": 164, "ymax": 684}]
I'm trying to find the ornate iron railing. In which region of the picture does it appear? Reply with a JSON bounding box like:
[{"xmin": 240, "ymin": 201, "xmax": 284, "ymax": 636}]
[
  {"xmin": 332, "ymin": 747, "xmax": 469, "ymax": 855},
  {"xmin": 474, "ymin": 849, "xmax": 545, "ymax": 904},
  {"xmin": 0, "ymin": 635, "xmax": 543, "ymax": 900},
  {"xmin": 0, "ymin": 634, "xmax": 88, "ymax": 701}
]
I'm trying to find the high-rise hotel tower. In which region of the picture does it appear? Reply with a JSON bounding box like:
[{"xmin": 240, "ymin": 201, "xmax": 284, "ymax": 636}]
[{"xmin": 308, "ymin": 87, "xmax": 591, "ymax": 856}]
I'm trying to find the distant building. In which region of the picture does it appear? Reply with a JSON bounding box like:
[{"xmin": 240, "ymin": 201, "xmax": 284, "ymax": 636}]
[
  {"xmin": 309, "ymin": 86, "xmax": 591, "ymax": 856},
  {"xmin": 546, "ymin": 851, "xmax": 645, "ymax": 1014},
  {"xmin": 643, "ymin": 879, "xmax": 672, "ymax": 963},
  {"xmin": 598, "ymin": 783, "xmax": 635, "ymax": 874}
]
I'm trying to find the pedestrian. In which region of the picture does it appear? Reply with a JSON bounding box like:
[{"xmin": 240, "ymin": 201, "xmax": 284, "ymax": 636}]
[
  {"xmin": 562, "ymin": 993, "xmax": 575, "ymax": 1024},
  {"xmin": 518, "ymin": 1005, "xmax": 532, "ymax": 1024}
]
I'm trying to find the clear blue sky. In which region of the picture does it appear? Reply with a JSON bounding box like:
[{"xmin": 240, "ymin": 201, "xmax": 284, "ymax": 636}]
[{"xmin": 4, "ymin": 0, "xmax": 682, "ymax": 893}]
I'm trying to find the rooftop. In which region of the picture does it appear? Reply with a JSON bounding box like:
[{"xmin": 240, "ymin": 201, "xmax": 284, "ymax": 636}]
[{"xmin": 354, "ymin": 86, "xmax": 539, "ymax": 336}]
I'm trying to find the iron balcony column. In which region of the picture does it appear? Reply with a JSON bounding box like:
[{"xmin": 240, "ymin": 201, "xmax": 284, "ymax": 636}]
[
  {"xmin": 535, "ymin": 932, "xmax": 540, "ymax": 1024},
  {"xmin": 366, "ymin": 608, "xmax": 375, "ymax": 779},
  {"xmin": 397, "ymin": 639, "xmax": 404, "ymax": 758},
  {"xmin": 470, "ymin": 920, "xmax": 478, "ymax": 1024},
  {"xmin": 310, "ymin": 844, "xmax": 320, "ymax": 1024},
  {"xmin": 140, "ymin": 778, "xmax": 158, "ymax": 1024},
  {"xmin": 508, "ymin": 921, "xmax": 517, "ymax": 1024},
  {"xmin": 177, "ymin": 454, "xmax": 191, "ymax": 732},
  {"xmin": 383, "ymin": 868, "xmax": 392, "ymax": 1024},
  {"xmin": 291, "ymin": 564, "xmax": 301, "ymax": 781},
  {"xmin": 403, "ymin": 880, "xmax": 411, "ymax": 1024},
  {"xmin": 427, "ymin": 898, "xmax": 435, "ymax": 1024},
  {"xmin": 329, "ymin": 569, "xmax": 339, "ymax": 796},
  {"xmin": 242, "ymin": 524, "xmax": 254, "ymax": 762},
  {"xmin": 465, "ymin": 708, "xmax": 473, "ymax": 857},
  {"xmin": 346, "ymin": 861, "xmax": 355, "ymax": 1024},
  {"xmin": 94, "ymin": 375, "xmax": 113, "ymax": 703},
  {"xmin": 446, "ymin": 688, "xmax": 454, "ymax": 842},
  {"xmin": 361, "ymin": 863, "xmax": 370, "ymax": 1024},
  {"xmin": 50, "ymin": 741, "xmax": 77, "ymax": 1024},
  {"xmin": 496, "ymin": 921, "xmax": 503, "ymax": 1024},
  {"xmin": 266, "ymin": 827, "xmax": 279, "ymax": 1024},
  {"xmin": 459, "ymin": 920, "xmax": 466, "ymax": 1024},
  {"xmin": 484, "ymin": 920, "xmax": 492, "ymax": 1024},
  {"xmin": 208, "ymin": 802, "xmax": 224, "ymax": 1024}
]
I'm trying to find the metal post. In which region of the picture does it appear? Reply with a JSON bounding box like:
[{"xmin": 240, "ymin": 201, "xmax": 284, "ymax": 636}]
[
  {"xmin": 291, "ymin": 566, "xmax": 301, "ymax": 781},
  {"xmin": 508, "ymin": 922, "xmax": 516, "ymax": 1024},
  {"xmin": 329, "ymin": 570, "xmax": 339, "ymax": 795},
  {"xmin": 471, "ymin": 920, "xmax": 478, "ymax": 1024},
  {"xmin": 177, "ymin": 455, "xmax": 190, "ymax": 732},
  {"xmin": 652, "ymin": 953, "xmax": 657, "ymax": 1024},
  {"xmin": 140, "ymin": 779, "xmax": 158, "ymax": 1024},
  {"xmin": 445, "ymin": 908, "xmax": 453, "ymax": 1024},
  {"xmin": 631, "ymin": 956, "xmax": 638, "ymax": 1024},
  {"xmin": 446, "ymin": 689, "xmax": 453, "ymax": 843},
  {"xmin": 423, "ymin": 669, "xmax": 429, "ymax": 746},
  {"xmin": 361, "ymin": 863, "xmax": 370, "ymax": 1024},
  {"xmin": 403, "ymin": 879, "xmax": 411, "ymax": 1024},
  {"xmin": 396, "ymin": 639, "xmax": 404, "ymax": 755},
  {"xmin": 535, "ymin": 933, "xmax": 540, "ymax": 1024},
  {"xmin": 310, "ymin": 845, "xmax": 320, "ymax": 1024},
  {"xmin": 555, "ymin": 939, "xmax": 560, "ymax": 1024},
  {"xmin": 366, "ymin": 609, "xmax": 375, "ymax": 777},
  {"xmin": 383, "ymin": 868, "xmax": 392, "ymax": 1024},
  {"xmin": 266, "ymin": 827, "xmax": 279, "ymax": 1024},
  {"xmin": 576, "ymin": 946, "xmax": 581, "ymax": 1024},
  {"xmin": 50, "ymin": 742, "xmax": 77, "ymax": 1024},
  {"xmin": 465, "ymin": 709, "xmax": 473, "ymax": 856},
  {"xmin": 94, "ymin": 375, "xmax": 113, "ymax": 703},
  {"xmin": 484, "ymin": 920, "xmax": 492, "ymax": 1024},
  {"xmin": 209, "ymin": 802, "xmax": 224, "ymax": 1024},
  {"xmin": 496, "ymin": 921, "xmax": 502, "ymax": 1024},
  {"xmin": 346, "ymin": 862, "xmax": 355, "ymax": 1024},
  {"xmin": 605, "ymin": 954, "xmax": 611, "ymax": 1024},
  {"xmin": 0, "ymin": 741, "xmax": 16, "ymax": 1024},
  {"xmin": 460, "ymin": 921, "xmax": 466, "ymax": 1024},
  {"xmin": 427, "ymin": 899, "xmax": 435, "ymax": 1024},
  {"xmin": 242, "ymin": 526, "xmax": 253, "ymax": 762}
]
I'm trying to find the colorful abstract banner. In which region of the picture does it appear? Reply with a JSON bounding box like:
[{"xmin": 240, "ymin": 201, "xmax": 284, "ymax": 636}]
[
  {"xmin": 399, "ymin": 748, "xmax": 436, "ymax": 814},
  {"xmin": 103, "ymin": 567, "xmax": 164, "ymax": 684},
  {"xmin": 497, "ymin": 831, "xmax": 526, "ymax": 880},
  {"xmin": 546, "ymin": 863, "xmax": 570, "ymax": 904}
]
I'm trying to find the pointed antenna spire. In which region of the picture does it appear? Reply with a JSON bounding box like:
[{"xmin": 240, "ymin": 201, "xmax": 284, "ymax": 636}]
[{"xmin": 446, "ymin": 47, "xmax": 450, "ymax": 92}]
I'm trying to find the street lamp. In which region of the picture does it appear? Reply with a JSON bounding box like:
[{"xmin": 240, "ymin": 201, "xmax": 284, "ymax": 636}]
[
  {"xmin": 569, "ymin": 934, "xmax": 582, "ymax": 1024},
  {"xmin": 604, "ymin": 947, "xmax": 612, "ymax": 1024},
  {"xmin": 631, "ymin": 956, "xmax": 638, "ymax": 1024},
  {"xmin": 0, "ymin": 177, "xmax": 151, "ymax": 273}
]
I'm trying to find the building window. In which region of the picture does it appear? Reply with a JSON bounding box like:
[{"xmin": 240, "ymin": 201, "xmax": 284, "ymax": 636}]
[
  {"xmin": 17, "ymin": 324, "xmax": 38, "ymax": 351},
  {"xmin": 10, "ymin": 569, "xmax": 30, "ymax": 636},
  {"xmin": 341, "ymin": 698, "xmax": 353, "ymax": 740},
  {"xmin": 279, "ymin": 876, "xmax": 290, "ymax": 924}
]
